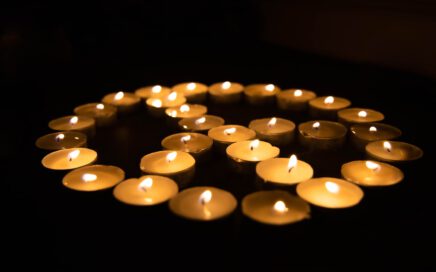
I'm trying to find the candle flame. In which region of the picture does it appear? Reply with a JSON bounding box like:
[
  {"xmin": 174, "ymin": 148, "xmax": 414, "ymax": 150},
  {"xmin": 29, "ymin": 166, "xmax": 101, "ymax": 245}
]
[
  {"xmin": 265, "ymin": 84, "xmax": 275, "ymax": 92},
  {"xmin": 369, "ymin": 126, "xmax": 377, "ymax": 132},
  {"xmin": 325, "ymin": 181, "xmax": 340, "ymax": 194},
  {"xmin": 250, "ymin": 139, "xmax": 260, "ymax": 151},
  {"xmin": 69, "ymin": 116, "xmax": 78, "ymax": 125},
  {"xmin": 199, "ymin": 190, "xmax": 212, "ymax": 205},
  {"xmin": 166, "ymin": 151, "xmax": 177, "ymax": 163},
  {"xmin": 224, "ymin": 127, "xmax": 236, "ymax": 135},
  {"xmin": 294, "ymin": 89, "xmax": 303, "ymax": 97},
  {"xmin": 312, "ymin": 122, "xmax": 320, "ymax": 129},
  {"xmin": 169, "ymin": 110, "xmax": 178, "ymax": 117},
  {"xmin": 181, "ymin": 135, "xmax": 191, "ymax": 144},
  {"xmin": 151, "ymin": 99, "xmax": 162, "ymax": 108},
  {"xmin": 383, "ymin": 141, "xmax": 392, "ymax": 152},
  {"xmin": 151, "ymin": 85, "xmax": 162, "ymax": 94},
  {"xmin": 273, "ymin": 200, "xmax": 288, "ymax": 213},
  {"xmin": 267, "ymin": 117, "xmax": 277, "ymax": 128},
  {"xmin": 221, "ymin": 81, "xmax": 231, "ymax": 89},
  {"xmin": 287, "ymin": 154, "xmax": 297, "ymax": 173},
  {"xmin": 187, "ymin": 82, "xmax": 196, "ymax": 90},
  {"xmin": 96, "ymin": 103, "xmax": 105, "ymax": 110},
  {"xmin": 115, "ymin": 91, "xmax": 124, "ymax": 100},
  {"xmin": 139, "ymin": 177, "xmax": 153, "ymax": 191},
  {"xmin": 324, "ymin": 96, "xmax": 334, "ymax": 104},
  {"xmin": 358, "ymin": 110, "xmax": 368, "ymax": 118},
  {"xmin": 180, "ymin": 104, "xmax": 190, "ymax": 113},
  {"xmin": 366, "ymin": 161, "xmax": 381, "ymax": 172},
  {"xmin": 68, "ymin": 149, "xmax": 80, "ymax": 161},
  {"xmin": 195, "ymin": 117, "xmax": 206, "ymax": 126},
  {"xmin": 167, "ymin": 91, "xmax": 177, "ymax": 101},
  {"xmin": 55, "ymin": 133, "xmax": 65, "ymax": 142},
  {"xmin": 82, "ymin": 173, "xmax": 97, "ymax": 183}
]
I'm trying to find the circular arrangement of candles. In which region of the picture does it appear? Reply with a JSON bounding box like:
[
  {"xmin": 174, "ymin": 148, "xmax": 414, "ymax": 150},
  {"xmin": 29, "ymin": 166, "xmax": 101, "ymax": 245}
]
[
  {"xmin": 298, "ymin": 120, "xmax": 347, "ymax": 150},
  {"xmin": 134, "ymin": 85, "xmax": 172, "ymax": 100},
  {"xmin": 365, "ymin": 140, "xmax": 423, "ymax": 162},
  {"xmin": 350, "ymin": 123, "xmax": 402, "ymax": 151},
  {"xmin": 146, "ymin": 91, "xmax": 187, "ymax": 117},
  {"xmin": 208, "ymin": 125, "xmax": 256, "ymax": 153},
  {"xmin": 102, "ymin": 91, "xmax": 141, "ymax": 113},
  {"xmin": 249, "ymin": 117, "xmax": 296, "ymax": 146},
  {"xmin": 178, "ymin": 115, "xmax": 225, "ymax": 133},
  {"xmin": 62, "ymin": 164, "xmax": 125, "ymax": 191},
  {"xmin": 208, "ymin": 81, "xmax": 244, "ymax": 104},
  {"xmin": 337, "ymin": 108, "xmax": 384, "ymax": 126},
  {"xmin": 48, "ymin": 115, "xmax": 96, "ymax": 137},
  {"xmin": 161, "ymin": 132, "xmax": 213, "ymax": 161},
  {"xmin": 309, "ymin": 96, "xmax": 351, "ymax": 120},
  {"xmin": 244, "ymin": 84, "xmax": 281, "ymax": 105},
  {"xmin": 41, "ymin": 147, "xmax": 97, "ymax": 170},
  {"xmin": 341, "ymin": 160, "xmax": 403, "ymax": 186},
  {"xmin": 74, "ymin": 103, "xmax": 117, "ymax": 127},
  {"xmin": 35, "ymin": 131, "xmax": 87, "ymax": 150},
  {"xmin": 276, "ymin": 88, "xmax": 316, "ymax": 111},
  {"xmin": 172, "ymin": 82, "xmax": 208, "ymax": 103}
]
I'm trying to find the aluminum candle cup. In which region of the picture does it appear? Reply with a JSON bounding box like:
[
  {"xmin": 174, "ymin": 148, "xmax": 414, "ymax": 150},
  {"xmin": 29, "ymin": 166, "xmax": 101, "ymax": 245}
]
[
  {"xmin": 309, "ymin": 96, "xmax": 351, "ymax": 120},
  {"xmin": 338, "ymin": 108, "xmax": 384, "ymax": 126},
  {"xmin": 165, "ymin": 104, "xmax": 207, "ymax": 128},
  {"xmin": 350, "ymin": 123, "xmax": 402, "ymax": 151},
  {"xmin": 62, "ymin": 165, "xmax": 124, "ymax": 191},
  {"xmin": 341, "ymin": 160, "xmax": 404, "ymax": 187},
  {"xmin": 161, "ymin": 132, "xmax": 213, "ymax": 162},
  {"xmin": 298, "ymin": 120, "xmax": 347, "ymax": 150},
  {"xmin": 35, "ymin": 131, "xmax": 87, "ymax": 151},
  {"xmin": 134, "ymin": 85, "xmax": 172, "ymax": 100},
  {"xmin": 365, "ymin": 141, "xmax": 423, "ymax": 163},
  {"xmin": 74, "ymin": 103, "xmax": 117, "ymax": 127},
  {"xmin": 102, "ymin": 91, "xmax": 141, "ymax": 113},
  {"xmin": 276, "ymin": 88, "xmax": 316, "ymax": 111},
  {"xmin": 207, "ymin": 125, "xmax": 256, "ymax": 154},
  {"xmin": 244, "ymin": 84, "xmax": 280, "ymax": 105},
  {"xmin": 178, "ymin": 115, "xmax": 225, "ymax": 133},
  {"xmin": 146, "ymin": 92, "xmax": 187, "ymax": 117},
  {"xmin": 48, "ymin": 115, "xmax": 95, "ymax": 138},
  {"xmin": 248, "ymin": 117, "xmax": 296, "ymax": 146},
  {"xmin": 42, "ymin": 148, "xmax": 97, "ymax": 170},
  {"xmin": 208, "ymin": 81, "xmax": 244, "ymax": 104},
  {"xmin": 172, "ymin": 82, "xmax": 208, "ymax": 103}
]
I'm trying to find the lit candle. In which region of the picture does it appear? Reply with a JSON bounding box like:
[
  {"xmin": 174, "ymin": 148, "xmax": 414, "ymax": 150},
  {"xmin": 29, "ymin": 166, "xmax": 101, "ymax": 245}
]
[
  {"xmin": 146, "ymin": 91, "xmax": 187, "ymax": 117},
  {"xmin": 208, "ymin": 81, "xmax": 244, "ymax": 104},
  {"xmin": 248, "ymin": 117, "xmax": 296, "ymax": 146},
  {"xmin": 244, "ymin": 84, "xmax": 281, "ymax": 105},
  {"xmin": 341, "ymin": 160, "xmax": 404, "ymax": 186},
  {"xmin": 276, "ymin": 88, "xmax": 317, "ymax": 111},
  {"xmin": 48, "ymin": 115, "xmax": 96, "ymax": 137},
  {"xmin": 62, "ymin": 164, "xmax": 124, "ymax": 191},
  {"xmin": 164, "ymin": 104, "xmax": 207, "ymax": 127},
  {"xmin": 178, "ymin": 115, "xmax": 225, "ymax": 133},
  {"xmin": 74, "ymin": 103, "xmax": 117, "ymax": 126},
  {"xmin": 102, "ymin": 91, "xmax": 141, "ymax": 113},
  {"xmin": 35, "ymin": 131, "xmax": 87, "ymax": 151},
  {"xmin": 309, "ymin": 96, "xmax": 351, "ymax": 120},
  {"xmin": 242, "ymin": 190, "xmax": 310, "ymax": 225},
  {"xmin": 338, "ymin": 108, "xmax": 384, "ymax": 126},
  {"xmin": 41, "ymin": 148, "xmax": 97, "ymax": 170},
  {"xmin": 365, "ymin": 140, "xmax": 423, "ymax": 162},
  {"xmin": 207, "ymin": 125, "xmax": 256, "ymax": 153},
  {"xmin": 113, "ymin": 175, "xmax": 178, "ymax": 206},
  {"xmin": 172, "ymin": 82, "xmax": 208, "ymax": 103},
  {"xmin": 140, "ymin": 150, "xmax": 195, "ymax": 188},
  {"xmin": 169, "ymin": 186, "xmax": 237, "ymax": 221},
  {"xmin": 134, "ymin": 85, "xmax": 172, "ymax": 100},
  {"xmin": 298, "ymin": 120, "xmax": 347, "ymax": 150},
  {"xmin": 350, "ymin": 123, "xmax": 402, "ymax": 151},
  {"xmin": 296, "ymin": 178, "xmax": 364, "ymax": 208},
  {"xmin": 256, "ymin": 154, "xmax": 313, "ymax": 186},
  {"xmin": 161, "ymin": 132, "xmax": 213, "ymax": 161},
  {"xmin": 226, "ymin": 139, "xmax": 280, "ymax": 173}
]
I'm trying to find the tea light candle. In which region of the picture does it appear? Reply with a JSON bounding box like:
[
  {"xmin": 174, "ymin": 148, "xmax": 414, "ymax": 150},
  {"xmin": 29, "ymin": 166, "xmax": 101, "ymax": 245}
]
[
  {"xmin": 242, "ymin": 190, "xmax": 310, "ymax": 225},
  {"xmin": 172, "ymin": 82, "xmax": 208, "ymax": 103},
  {"xmin": 62, "ymin": 164, "xmax": 124, "ymax": 191},
  {"xmin": 341, "ymin": 160, "xmax": 404, "ymax": 186},
  {"xmin": 169, "ymin": 186, "xmax": 237, "ymax": 221},
  {"xmin": 140, "ymin": 150, "xmax": 195, "ymax": 188},
  {"xmin": 350, "ymin": 123, "xmax": 402, "ymax": 151},
  {"xmin": 134, "ymin": 85, "xmax": 172, "ymax": 100},
  {"xmin": 298, "ymin": 120, "xmax": 347, "ymax": 150},
  {"xmin": 276, "ymin": 88, "xmax": 317, "ymax": 111},
  {"xmin": 165, "ymin": 104, "xmax": 207, "ymax": 127},
  {"xmin": 41, "ymin": 148, "xmax": 97, "ymax": 170},
  {"xmin": 35, "ymin": 131, "xmax": 87, "ymax": 151},
  {"xmin": 296, "ymin": 178, "xmax": 364, "ymax": 209},
  {"xmin": 244, "ymin": 84, "xmax": 281, "ymax": 105},
  {"xmin": 226, "ymin": 139, "xmax": 280, "ymax": 173},
  {"xmin": 74, "ymin": 103, "xmax": 117, "ymax": 126},
  {"xmin": 256, "ymin": 154, "xmax": 313, "ymax": 186},
  {"xmin": 207, "ymin": 125, "xmax": 256, "ymax": 153},
  {"xmin": 48, "ymin": 115, "xmax": 96, "ymax": 137},
  {"xmin": 146, "ymin": 91, "xmax": 187, "ymax": 117},
  {"xmin": 102, "ymin": 91, "xmax": 141, "ymax": 113},
  {"xmin": 309, "ymin": 96, "xmax": 351, "ymax": 120},
  {"xmin": 113, "ymin": 175, "xmax": 178, "ymax": 206},
  {"xmin": 248, "ymin": 117, "xmax": 296, "ymax": 146},
  {"xmin": 178, "ymin": 115, "xmax": 225, "ymax": 133},
  {"xmin": 208, "ymin": 81, "xmax": 244, "ymax": 104},
  {"xmin": 365, "ymin": 141, "xmax": 423, "ymax": 162},
  {"xmin": 161, "ymin": 132, "xmax": 213, "ymax": 161},
  {"xmin": 338, "ymin": 108, "xmax": 384, "ymax": 126}
]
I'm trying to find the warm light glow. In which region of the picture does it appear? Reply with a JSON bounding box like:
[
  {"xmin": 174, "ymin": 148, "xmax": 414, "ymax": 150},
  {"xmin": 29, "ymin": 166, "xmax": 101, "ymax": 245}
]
[
  {"xmin": 325, "ymin": 181, "xmax": 340, "ymax": 194},
  {"xmin": 221, "ymin": 81, "xmax": 231, "ymax": 89},
  {"xmin": 180, "ymin": 104, "xmax": 190, "ymax": 112},
  {"xmin": 167, "ymin": 91, "xmax": 177, "ymax": 101},
  {"xmin": 383, "ymin": 141, "xmax": 392, "ymax": 152},
  {"xmin": 69, "ymin": 116, "xmax": 78, "ymax": 125},
  {"xmin": 195, "ymin": 117, "xmax": 206, "ymax": 126},
  {"xmin": 151, "ymin": 85, "xmax": 162, "ymax": 94},
  {"xmin": 287, "ymin": 154, "xmax": 297, "ymax": 173},
  {"xmin": 55, "ymin": 134, "xmax": 65, "ymax": 142},
  {"xmin": 324, "ymin": 96, "xmax": 334, "ymax": 104},
  {"xmin": 369, "ymin": 126, "xmax": 377, "ymax": 132},
  {"xmin": 267, "ymin": 117, "xmax": 277, "ymax": 128},
  {"xmin": 250, "ymin": 139, "xmax": 260, "ymax": 151},
  {"xmin": 312, "ymin": 122, "xmax": 320, "ymax": 129},
  {"xmin": 139, "ymin": 177, "xmax": 153, "ymax": 191},
  {"xmin": 366, "ymin": 161, "xmax": 381, "ymax": 172},
  {"xmin": 273, "ymin": 200, "xmax": 288, "ymax": 213},
  {"xmin": 68, "ymin": 149, "xmax": 80, "ymax": 161},
  {"xmin": 82, "ymin": 173, "xmax": 97, "ymax": 183},
  {"xmin": 265, "ymin": 84, "xmax": 275, "ymax": 92},
  {"xmin": 151, "ymin": 99, "xmax": 162, "ymax": 108},
  {"xmin": 169, "ymin": 110, "xmax": 178, "ymax": 117},
  {"xmin": 294, "ymin": 89, "xmax": 303, "ymax": 97},
  {"xmin": 181, "ymin": 135, "xmax": 191, "ymax": 144},
  {"xmin": 199, "ymin": 190, "xmax": 212, "ymax": 205},
  {"xmin": 358, "ymin": 110, "xmax": 368, "ymax": 118},
  {"xmin": 96, "ymin": 103, "xmax": 105, "ymax": 110},
  {"xmin": 115, "ymin": 91, "xmax": 124, "ymax": 100},
  {"xmin": 187, "ymin": 83, "xmax": 196, "ymax": 90},
  {"xmin": 224, "ymin": 127, "xmax": 236, "ymax": 135},
  {"xmin": 166, "ymin": 151, "xmax": 177, "ymax": 163}
]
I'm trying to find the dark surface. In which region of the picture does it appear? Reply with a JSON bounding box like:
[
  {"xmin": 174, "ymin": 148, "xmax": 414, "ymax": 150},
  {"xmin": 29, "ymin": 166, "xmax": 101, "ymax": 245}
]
[{"xmin": 5, "ymin": 1, "xmax": 435, "ymax": 271}]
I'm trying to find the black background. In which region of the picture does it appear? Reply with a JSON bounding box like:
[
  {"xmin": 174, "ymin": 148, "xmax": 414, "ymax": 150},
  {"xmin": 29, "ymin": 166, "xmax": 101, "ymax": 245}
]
[{"xmin": 5, "ymin": 1, "xmax": 435, "ymax": 270}]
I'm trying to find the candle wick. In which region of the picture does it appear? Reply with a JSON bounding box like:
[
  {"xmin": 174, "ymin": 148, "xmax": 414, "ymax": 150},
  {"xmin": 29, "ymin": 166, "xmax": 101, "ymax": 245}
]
[
  {"xmin": 250, "ymin": 146, "xmax": 254, "ymax": 151},
  {"xmin": 288, "ymin": 167, "xmax": 294, "ymax": 173}
]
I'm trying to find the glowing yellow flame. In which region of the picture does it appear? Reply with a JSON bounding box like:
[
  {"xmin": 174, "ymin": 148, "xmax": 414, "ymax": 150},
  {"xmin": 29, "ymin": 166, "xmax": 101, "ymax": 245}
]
[
  {"xmin": 265, "ymin": 84, "xmax": 275, "ymax": 92},
  {"xmin": 199, "ymin": 190, "xmax": 212, "ymax": 205},
  {"xmin": 267, "ymin": 117, "xmax": 277, "ymax": 128},
  {"xmin": 139, "ymin": 177, "xmax": 153, "ymax": 191},
  {"xmin": 366, "ymin": 161, "xmax": 381, "ymax": 172},
  {"xmin": 180, "ymin": 104, "xmax": 190, "ymax": 113},
  {"xmin": 287, "ymin": 154, "xmax": 297, "ymax": 173},
  {"xmin": 169, "ymin": 110, "xmax": 178, "ymax": 117},
  {"xmin": 181, "ymin": 135, "xmax": 191, "ymax": 144},
  {"xmin": 167, "ymin": 91, "xmax": 177, "ymax": 101},
  {"xmin": 195, "ymin": 117, "xmax": 206, "ymax": 126},
  {"xmin": 294, "ymin": 89, "xmax": 303, "ymax": 97},
  {"xmin": 151, "ymin": 99, "xmax": 162, "ymax": 108},
  {"xmin": 273, "ymin": 200, "xmax": 288, "ymax": 213},
  {"xmin": 96, "ymin": 103, "xmax": 105, "ymax": 110},
  {"xmin": 69, "ymin": 116, "xmax": 78, "ymax": 125},
  {"xmin": 221, "ymin": 81, "xmax": 231, "ymax": 89},
  {"xmin": 358, "ymin": 110, "xmax": 368, "ymax": 118},
  {"xmin": 369, "ymin": 126, "xmax": 377, "ymax": 132},
  {"xmin": 313, "ymin": 122, "xmax": 320, "ymax": 129},
  {"xmin": 324, "ymin": 96, "xmax": 334, "ymax": 104},
  {"xmin": 115, "ymin": 91, "xmax": 124, "ymax": 100},
  {"xmin": 187, "ymin": 83, "xmax": 196, "ymax": 90},
  {"xmin": 325, "ymin": 181, "xmax": 340, "ymax": 194},
  {"xmin": 224, "ymin": 127, "xmax": 236, "ymax": 135},
  {"xmin": 55, "ymin": 133, "xmax": 65, "ymax": 142},
  {"xmin": 250, "ymin": 139, "xmax": 260, "ymax": 151},
  {"xmin": 383, "ymin": 141, "xmax": 392, "ymax": 152},
  {"xmin": 68, "ymin": 149, "xmax": 80, "ymax": 161},
  {"xmin": 166, "ymin": 151, "xmax": 177, "ymax": 163},
  {"xmin": 151, "ymin": 85, "xmax": 162, "ymax": 94},
  {"xmin": 82, "ymin": 173, "xmax": 97, "ymax": 183}
]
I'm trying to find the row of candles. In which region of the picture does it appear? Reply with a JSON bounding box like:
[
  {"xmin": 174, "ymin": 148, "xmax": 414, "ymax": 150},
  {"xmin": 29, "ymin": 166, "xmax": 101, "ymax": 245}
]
[{"xmin": 36, "ymin": 82, "xmax": 423, "ymax": 225}]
